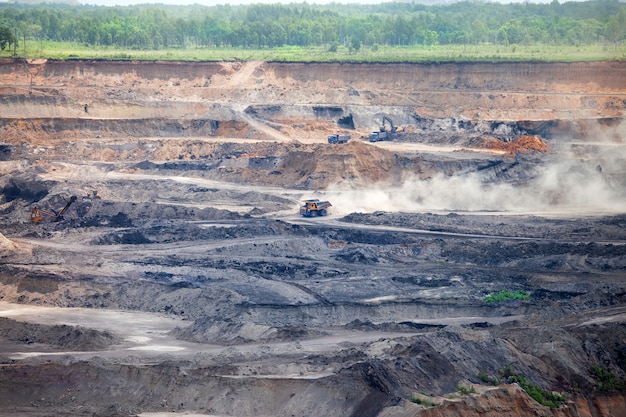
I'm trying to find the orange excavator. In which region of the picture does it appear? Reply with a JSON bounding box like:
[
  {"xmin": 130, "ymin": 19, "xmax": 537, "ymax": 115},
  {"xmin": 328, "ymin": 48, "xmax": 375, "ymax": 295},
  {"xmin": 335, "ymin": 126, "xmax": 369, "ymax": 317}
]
[{"xmin": 30, "ymin": 195, "xmax": 77, "ymax": 223}]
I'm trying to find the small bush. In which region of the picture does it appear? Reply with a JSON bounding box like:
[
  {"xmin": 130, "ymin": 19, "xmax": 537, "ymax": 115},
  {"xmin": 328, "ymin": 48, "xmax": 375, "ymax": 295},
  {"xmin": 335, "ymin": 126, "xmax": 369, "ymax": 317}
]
[
  {"xmin": 411, "ymin": 396, "xmax": 436, "ymax": 407},
  {"xmin": 478, "ymin": 370, "xmax": 500, "ymax": 385},
  {"xmin": 457, "ymin": 384, "xmax": 476, "ymax": 394},
  {"xmin": 484, "ymin": 290, "xmax": 529, "ymax": 303}
]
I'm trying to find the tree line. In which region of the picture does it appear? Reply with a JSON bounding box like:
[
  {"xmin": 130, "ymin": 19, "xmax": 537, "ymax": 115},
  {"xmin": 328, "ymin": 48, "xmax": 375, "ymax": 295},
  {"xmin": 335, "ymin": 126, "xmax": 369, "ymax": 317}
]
[{"xmin": 1, "ymin": 1, "xmax": 625, "ymax": 51}]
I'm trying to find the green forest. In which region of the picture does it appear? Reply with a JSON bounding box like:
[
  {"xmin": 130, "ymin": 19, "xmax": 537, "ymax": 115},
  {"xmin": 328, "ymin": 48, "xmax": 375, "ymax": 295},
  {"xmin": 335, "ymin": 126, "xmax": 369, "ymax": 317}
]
[{"xmin": 1, "ymin": 1, "xmax": 625, "ymax": 60}]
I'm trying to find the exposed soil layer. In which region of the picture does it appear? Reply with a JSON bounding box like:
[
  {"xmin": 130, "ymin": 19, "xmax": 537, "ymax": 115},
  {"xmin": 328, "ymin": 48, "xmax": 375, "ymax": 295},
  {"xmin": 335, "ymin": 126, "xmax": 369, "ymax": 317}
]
[{"xmin": 0, "ymin": 58, "xmax": 625, "ymax": 417}]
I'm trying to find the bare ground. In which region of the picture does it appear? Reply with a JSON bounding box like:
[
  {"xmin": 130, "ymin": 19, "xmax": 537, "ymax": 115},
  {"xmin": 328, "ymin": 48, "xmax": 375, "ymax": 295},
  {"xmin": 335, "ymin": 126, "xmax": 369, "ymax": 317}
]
[{"xmin": 0, "ymin": 58, "xmax": 625, "ymax": 417}]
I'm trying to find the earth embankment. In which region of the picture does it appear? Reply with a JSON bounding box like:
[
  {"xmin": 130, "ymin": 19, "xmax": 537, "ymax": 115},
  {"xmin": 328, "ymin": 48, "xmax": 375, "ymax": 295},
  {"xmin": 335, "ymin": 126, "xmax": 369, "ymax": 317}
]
[{"xmin": 1, "ymin": 59, "xmax": 624, "ymax": 136}]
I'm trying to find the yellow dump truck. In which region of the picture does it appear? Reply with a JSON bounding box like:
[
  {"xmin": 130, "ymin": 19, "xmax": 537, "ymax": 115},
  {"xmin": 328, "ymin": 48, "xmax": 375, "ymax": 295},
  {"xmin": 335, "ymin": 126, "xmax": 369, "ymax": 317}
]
[{"xmin": 300, "ymin": 199, "xmax": 332, "ymax": 217}]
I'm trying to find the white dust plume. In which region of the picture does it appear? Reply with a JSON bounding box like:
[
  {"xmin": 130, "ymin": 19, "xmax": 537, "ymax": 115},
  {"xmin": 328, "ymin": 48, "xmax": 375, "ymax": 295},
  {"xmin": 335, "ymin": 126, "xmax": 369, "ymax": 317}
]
[{"xmin": 326, "ymin": 121, "xmax": 626, "ymax": 215}]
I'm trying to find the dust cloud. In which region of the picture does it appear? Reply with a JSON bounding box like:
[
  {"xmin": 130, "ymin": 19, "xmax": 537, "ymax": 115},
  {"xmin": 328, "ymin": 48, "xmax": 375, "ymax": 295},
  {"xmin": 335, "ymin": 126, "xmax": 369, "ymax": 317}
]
[{"xmin": 327, "ymin": 123, "xmax": 626, "ymax": 215}]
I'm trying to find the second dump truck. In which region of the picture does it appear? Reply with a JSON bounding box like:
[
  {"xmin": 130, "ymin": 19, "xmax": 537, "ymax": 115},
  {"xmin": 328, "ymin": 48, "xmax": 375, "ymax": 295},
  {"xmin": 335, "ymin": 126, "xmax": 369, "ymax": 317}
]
[
  {"xmin": 300, "ymin": 199, "xmax": 332, "ymax": 217},
  {"xmin": 369, "ymin": 116, "xmax": 403, "ymax": 142},
  {"xmin": 327, "ymin": 134, "xmax": 350, "ymax": 144}
]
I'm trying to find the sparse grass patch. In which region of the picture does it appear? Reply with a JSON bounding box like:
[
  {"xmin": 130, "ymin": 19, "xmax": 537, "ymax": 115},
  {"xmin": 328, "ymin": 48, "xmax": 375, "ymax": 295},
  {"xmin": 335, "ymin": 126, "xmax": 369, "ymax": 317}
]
[
  {"xmin": 484, "ymin": 289, "xmax": 529, "ymax": 303},
  {"xmin": 410, "ymin": 395, "xmax": 437, "ymax": 407},
  {"xmin": 457, "ymin": 384, "xmax": 476, "ymax": 394},
  {"xmin": 478, "ymin": 370, "xmax": 500, "ymax": 385},
  {"xmin": 6, "ymin": 41, "xmax": 626, "ymax": 63}
]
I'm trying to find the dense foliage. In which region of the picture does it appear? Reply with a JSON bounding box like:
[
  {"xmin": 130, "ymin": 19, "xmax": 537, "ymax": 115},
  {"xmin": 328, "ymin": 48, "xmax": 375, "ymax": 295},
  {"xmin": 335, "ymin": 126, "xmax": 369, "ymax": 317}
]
[
  {"xmin": 1, "ymin": 1, "xmax": 625, "ymax": 51},
  {"xmin": 0, "ymin": 24, "xmax": 16, "ymax": 50}
]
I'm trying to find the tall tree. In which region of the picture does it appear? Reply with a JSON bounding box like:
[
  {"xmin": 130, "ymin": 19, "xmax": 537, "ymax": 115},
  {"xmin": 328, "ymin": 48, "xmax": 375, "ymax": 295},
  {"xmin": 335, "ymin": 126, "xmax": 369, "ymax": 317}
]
[{"xmin": 0, "ymin": 25, "xmax": 16, "ymax": 51}]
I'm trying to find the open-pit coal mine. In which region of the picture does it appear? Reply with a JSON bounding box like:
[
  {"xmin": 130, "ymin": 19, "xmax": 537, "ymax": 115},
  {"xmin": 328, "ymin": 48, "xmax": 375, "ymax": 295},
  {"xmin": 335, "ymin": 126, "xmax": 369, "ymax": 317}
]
[{"xmin": 0, "ymin": 58, "xmax": 625, "ymax": 417}]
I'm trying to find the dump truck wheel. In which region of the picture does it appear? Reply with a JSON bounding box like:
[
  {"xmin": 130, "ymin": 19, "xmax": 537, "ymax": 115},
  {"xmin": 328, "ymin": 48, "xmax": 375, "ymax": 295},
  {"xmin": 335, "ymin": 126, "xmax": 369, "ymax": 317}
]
[{"xmin": 320, "ymin": 209, "xmax": 328, "ymax": 216}]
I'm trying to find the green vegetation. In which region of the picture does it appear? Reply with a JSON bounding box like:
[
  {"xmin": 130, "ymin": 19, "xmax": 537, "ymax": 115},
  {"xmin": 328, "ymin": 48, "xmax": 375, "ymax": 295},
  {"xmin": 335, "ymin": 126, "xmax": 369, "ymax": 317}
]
[
  {"xmin": 457, "ymin": 384, "xmax": 476, "ymax": 395},
  {"xmin": 1, "ymin": 1, "xmax": 625, "ymax": 62},
  {"xmin": 410, "ymin": 395, "xmax": 436, "ymax": 407},
  {"xmin": 478, "ymin": 370, "xmax": 500, "ymax": 385},
  {"xmin": 0, "ymin": 24, "xmax": 16, "ymax": 51},
  {"xmin": 484, "ymin": 290, "xmax": 530, "ymax": 303},
  {"xmin": 500, "ymin": 366, "xmax": 567, "ymax": 409},
  {"xmin": 3, "ymin": 40, "xmax": 624, "ymax": 63},
  {"xmin": 592, "ymin": 366, "xmax": 626, "ymax": 392}
]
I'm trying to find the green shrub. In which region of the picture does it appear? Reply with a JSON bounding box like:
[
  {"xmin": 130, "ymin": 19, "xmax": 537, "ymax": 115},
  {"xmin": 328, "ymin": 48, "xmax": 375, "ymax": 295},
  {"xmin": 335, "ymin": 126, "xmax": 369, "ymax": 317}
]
[
  {"xmin": 457, "ymin": 384, "xmax": 476, "ymax": 394},
  {"xmin": 478, "ymin": 370, "xmax": 500, "ymax": 385},
  {"xmin": 484, "ymin": 290, "xmax": 529, "ymax": 303},
  {"xmin": 500, "ymin": 366, "xmax": 567, "ymax": 408},
  {"xmin": 410, "ymin": 396, "xmax": 436, "ymax": 407},
  {"xmin": 592, "ymin": 366, "xmax": 626, "ymax": 392}
]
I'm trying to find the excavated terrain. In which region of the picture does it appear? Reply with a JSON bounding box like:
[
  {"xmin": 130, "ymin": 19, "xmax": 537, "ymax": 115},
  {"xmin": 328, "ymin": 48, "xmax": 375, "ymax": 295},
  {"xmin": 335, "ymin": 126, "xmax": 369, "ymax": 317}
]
[{"xmin": 0, "ymin": 58, "xmax": 625, "ymax": 417}]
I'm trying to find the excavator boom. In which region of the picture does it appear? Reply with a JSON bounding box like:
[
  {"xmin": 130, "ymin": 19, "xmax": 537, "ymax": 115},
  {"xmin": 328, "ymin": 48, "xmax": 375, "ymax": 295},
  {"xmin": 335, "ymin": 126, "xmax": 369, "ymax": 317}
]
[
  {"xmin": 54, "ymin": 196, "xmax": 77, "ymax": 221},
  {"xmin": 29, "ymin": 195, "xmax": 78, "ymax": 223}
]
